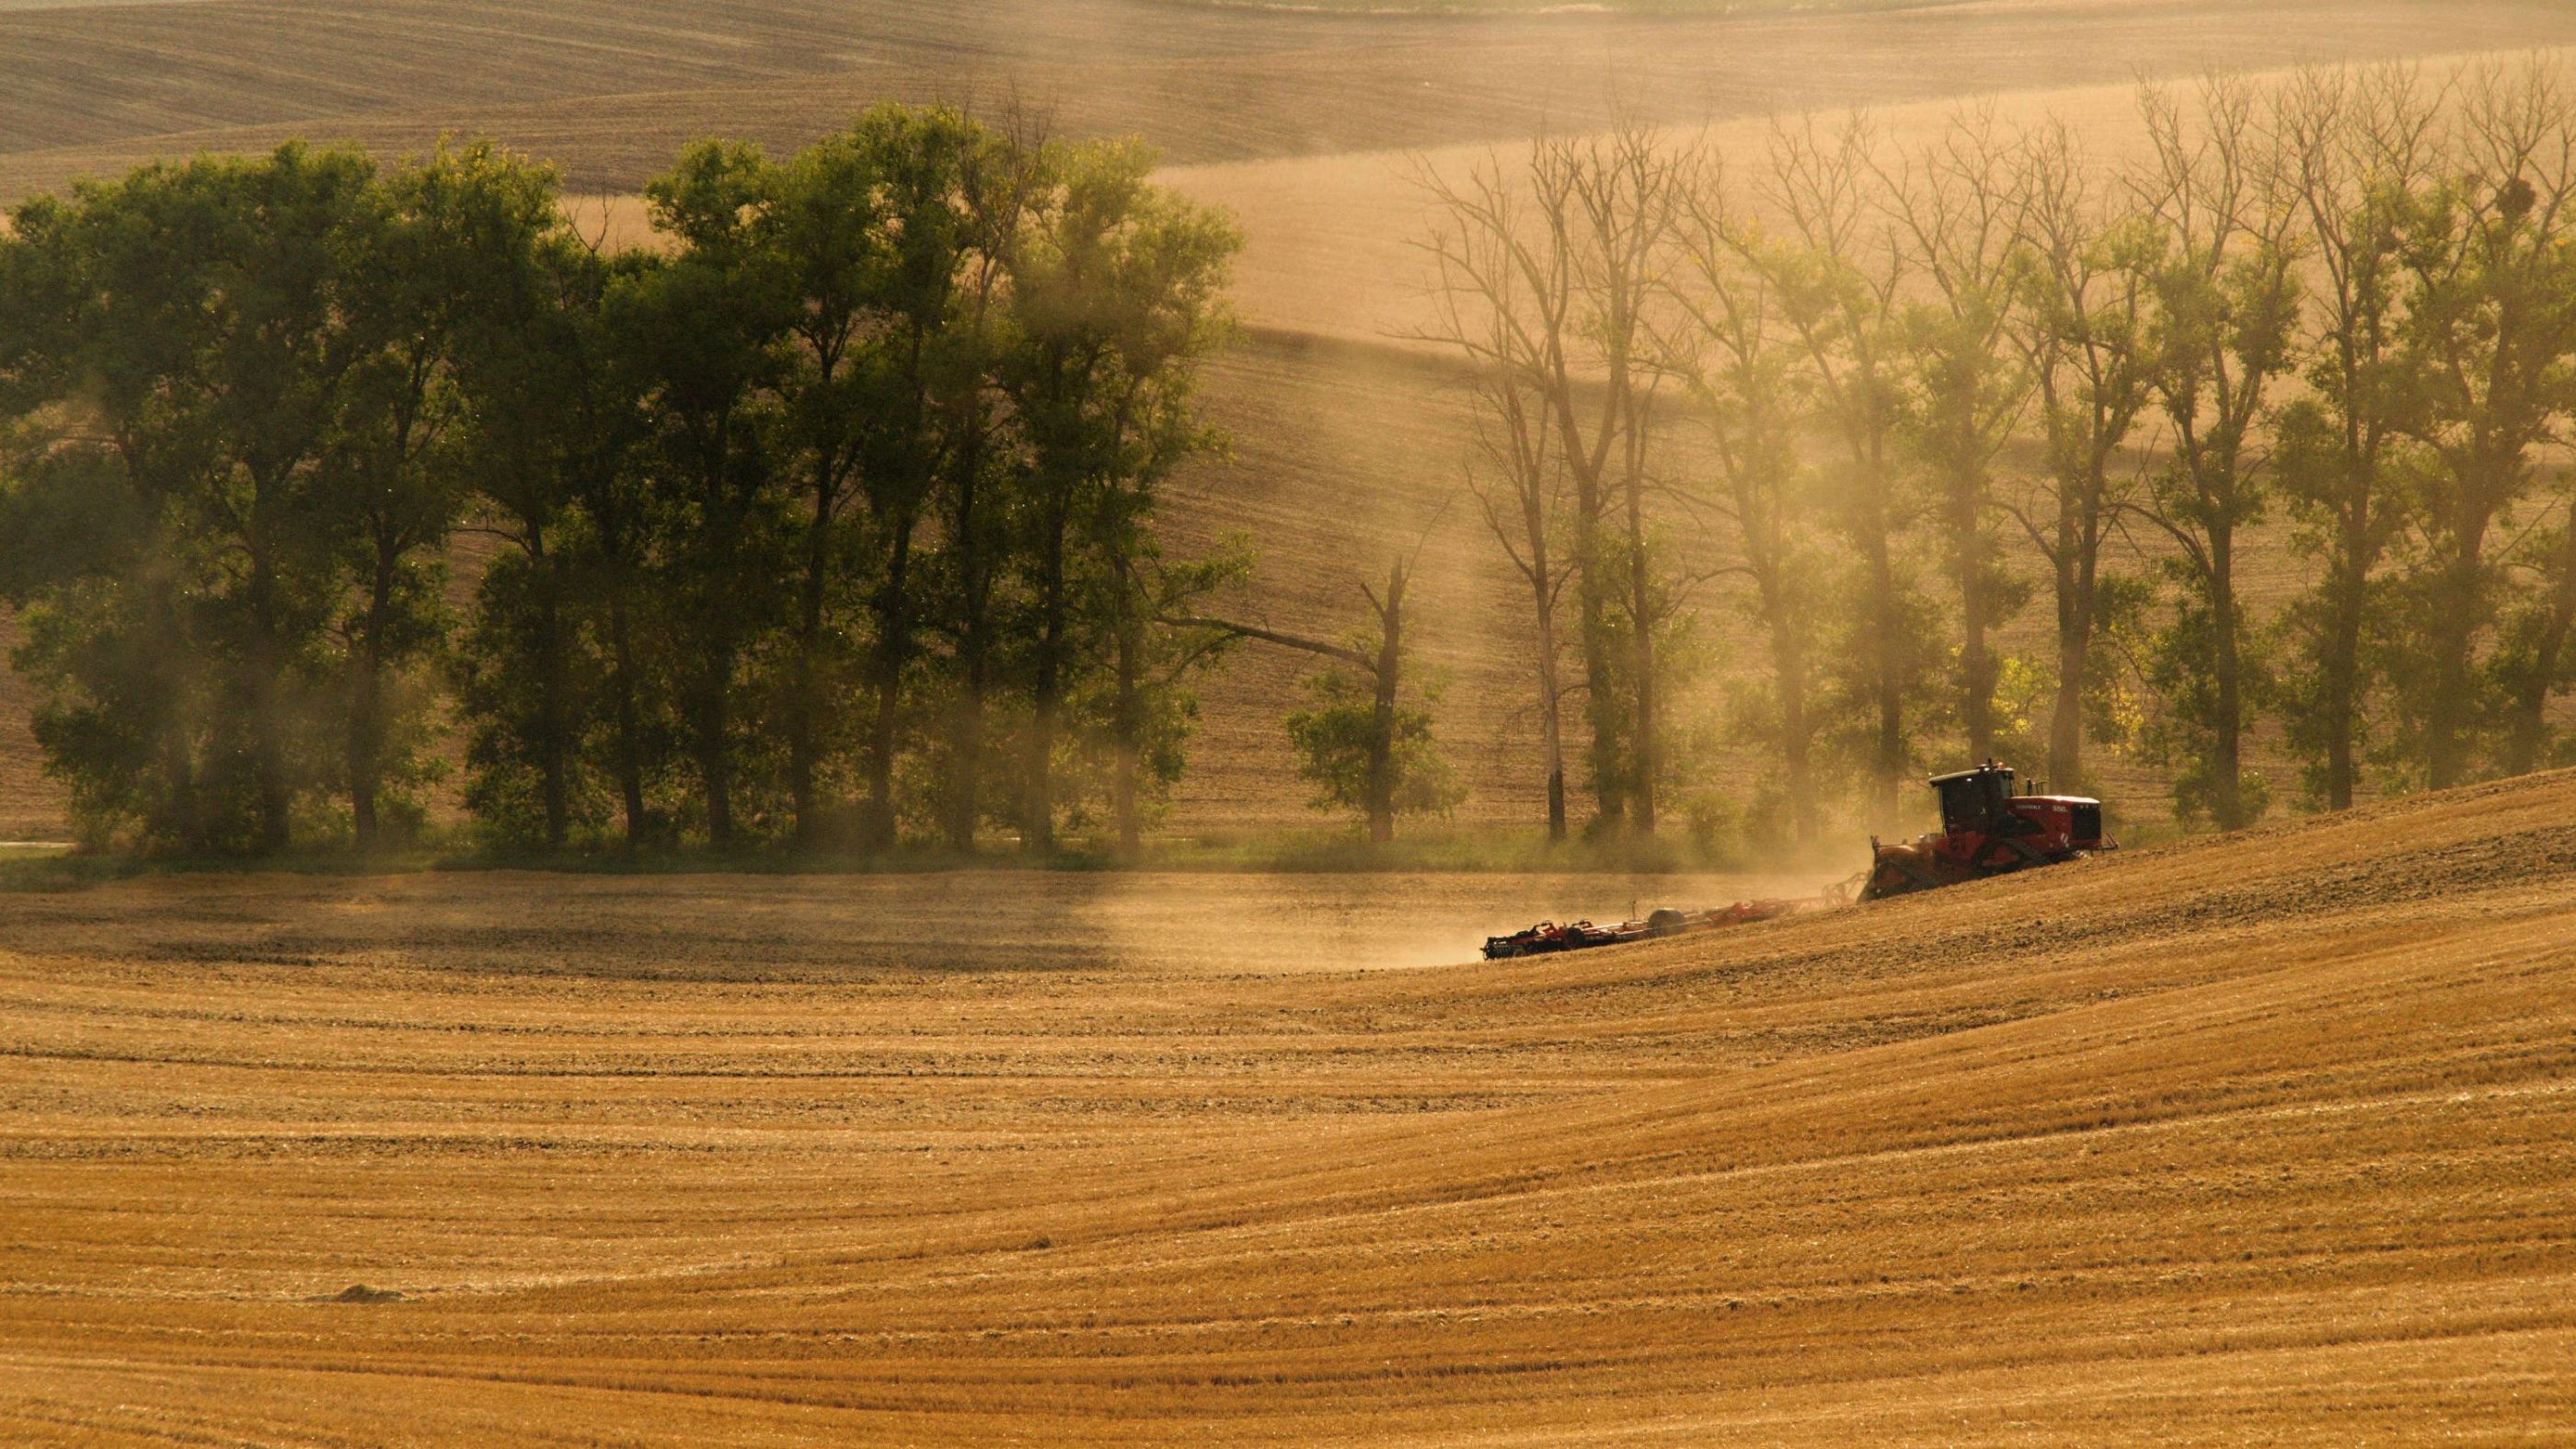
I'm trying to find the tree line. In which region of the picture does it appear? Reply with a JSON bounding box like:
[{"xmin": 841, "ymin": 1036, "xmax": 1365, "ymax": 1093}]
[
  {"xmin": 0, "ymin": 107, "xmax": 1310, "ymax": 855},
  {"xmin": 1422, "ymin": 61, "xmax": 2576, "ymax": 842}
]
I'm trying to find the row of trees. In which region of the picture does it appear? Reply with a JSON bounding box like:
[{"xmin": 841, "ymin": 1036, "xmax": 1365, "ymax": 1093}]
[
  {"xmin": 1424, "ymin": 61, "xmax": 2576, "ymax": 840},
  {"xmin": 0, "ymin": 108, "xmax": 1315, "ymax": 855}
]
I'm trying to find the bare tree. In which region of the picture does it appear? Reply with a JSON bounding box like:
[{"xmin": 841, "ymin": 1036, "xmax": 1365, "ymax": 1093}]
[
  {"xmin": 1729, "ymin": 111, "xmax": 1923, "ymax": 823},
  {"xmin": 1568, "ymin": 125, "xmax": 1691, "ymax": 836},
  {"xmin": 1461, "ymin": 364, "xmax": 1573, "ymax": 842},
  {"xmin": 1667, "ymin": 152, "xmax": 1828, "ymax": 844},
  {"xmin": 1415, "ymin": 118, "xmax": 1684, "ymax": 837},
  {"xmin": 1424, "ymin": 162, "xmax": 1576, "ymax": 844},
  {"xmin": 1877, "ymin": 106, "xmax": 2038, "ymax": 765}
]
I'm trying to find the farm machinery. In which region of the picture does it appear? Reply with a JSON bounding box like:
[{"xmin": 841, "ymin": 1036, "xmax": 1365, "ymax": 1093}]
[
  {"xmin": 1857, "ymin": 760, "xmax": 2114, "ymax": 900},
  {"xmin": 1480, "ymin": 896, "xmax": 1823, "ymax": 959},
  {"xmin": 1480, "ymin": 761, "xmax": 2113, "ymax": 960}
]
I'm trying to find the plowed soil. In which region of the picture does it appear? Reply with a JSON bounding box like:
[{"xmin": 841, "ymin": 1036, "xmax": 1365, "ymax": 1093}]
[{"xmin": 3, "ymin": 770, "xmax": 2572, "ymax": 1441}]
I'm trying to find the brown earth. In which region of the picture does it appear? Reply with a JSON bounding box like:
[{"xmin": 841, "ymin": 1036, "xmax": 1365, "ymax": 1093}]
[
  {"xmin": 8, "ymin": 0, "xmax": 2572, "ymax": 203},
  {"xmin": 2, "ymin": 769, "xmax": 2571, "ymax": 1440}
]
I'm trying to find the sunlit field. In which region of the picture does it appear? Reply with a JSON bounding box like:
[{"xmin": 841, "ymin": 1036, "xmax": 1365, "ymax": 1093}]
[
  {"xmin": 6, "ymin": 1, "xmax": 2576, "ymax": 1442},
  {"xmin": 6, "ymin": 773, "xmax": 2573, "ymax": 1439}
]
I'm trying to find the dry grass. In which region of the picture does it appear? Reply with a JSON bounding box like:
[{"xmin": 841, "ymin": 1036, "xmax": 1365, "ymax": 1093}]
[{"xmin": 3, "ymin": 770, "xmax": 2572, "ymax": 1440}]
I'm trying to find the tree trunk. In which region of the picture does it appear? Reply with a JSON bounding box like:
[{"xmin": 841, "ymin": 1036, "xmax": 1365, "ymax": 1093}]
[
  {"xmin": 788, "ymin": 466, "xmax": 834, "ymax": 846},
  {"xmin": 247, "ymin": 546, "xmax": 292, "ymax": 855},
  {"xmin": 1764, "ymin": 597, "xmax": 1814, "ymax": 845},
  {"xmin": 951, "ymin": 616, "xmax": 990, "ymax": 854},
  {"xmin": 1023, "ymin": 492, "xmax": 1070, "ymax": 855},
  {"xmin": 1860, "ymin": 511, "xmax": 1905, "ymax": 823},
  {"xmin": 531, "ymin": 529, "xmax": 570, "ymax": 848},
  {"xmin": 2319, "ymin": 535, "xmax": 2366, "ymax": 811},
  {"xmin": 1112, "ymin": 608, "xmax": 1144, "ymax": 856},
  {"xmin": 862, "ymin": 508, "xmax": 917, "ymax": 851},
  {"xmin": 696, "ymin": 647, "xmax": 735, "ymax": 849},
  {"xmin": 2047, "ymin": 569, "xmax": 2087, "ymax": 793},
  {"xmin": 1571, "ymin": 485, "xmax": 1622, "ymax": 831},
  {"xmin": 1023, "ymin": 682, "xmax": 1057, "ymax": 855},
  {"xmin": 1532, "ymin": 584, "xmax": 1568, "ymax": 845},
  {"xmin": 2047, "ymin": 475, "xmax": 2097, "ymax": 793},
  {"xmin": 2503, "ymin": 516, "xmax": 2576, "ymax": 776},
  {"xmin": 2317, "ymin": 338, "xmax": 2373, "ymax": 812},
  {"xmin": 945, "ymin": 423, "xmax": 994, "ymax": 855},
  {"xmin": 2211, "ymin": 525, "xmax": 2246, "ymax": 829},
  {"xmin": 148, "ymin": 576, "xmax": 202, "ymax": 851},
  {"xmin": 2425, "ymin": 504, "xmax": 2492, "ymax": 791},
  {"xmin": 1520, "ymin": 480, "xmax": 1568, "ymax": 845},
  {"xmin": 347, "ymin": 542, "xmax": 397, "ymax": 853},
  {"xmin": 607, "ymin": 596, "xmax": 648, "ymax": 849},
  {"xmin": 1366, "ymin": 561, "xmax": 1406, "ymax": 845},
  {"xmin": 1953, "ymin": 471, "xmax": 1994, "ymax": 764},
  {"xmin": 1626, "ymin": 478, "xmax": 1657, "ymax": 837}
]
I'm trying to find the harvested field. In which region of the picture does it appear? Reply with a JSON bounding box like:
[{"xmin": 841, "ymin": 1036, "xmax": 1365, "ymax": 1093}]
[
  {"xmin": 3, "ymin": 770, "xmax": 2573, "ymax": 1440},
  {"xmin": 3, "ymin": 3, "xmax": 2573, "ymax": 1441}
]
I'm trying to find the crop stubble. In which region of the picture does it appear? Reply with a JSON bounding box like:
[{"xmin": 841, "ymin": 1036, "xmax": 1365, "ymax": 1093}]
[{"xmin": 2, "ymin": 770, "xmax": 2572, "ymax": 1440}]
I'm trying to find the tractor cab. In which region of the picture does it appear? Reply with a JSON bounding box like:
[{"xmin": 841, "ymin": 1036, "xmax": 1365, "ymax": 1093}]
[{"xmin": 1931, "ymin": 762, "xmax": 2022, "ymax": 836}]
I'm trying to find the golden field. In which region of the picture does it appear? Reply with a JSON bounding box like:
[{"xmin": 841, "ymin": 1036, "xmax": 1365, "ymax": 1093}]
[
  {"xmin": 2, "ymin": 770, "xmax": 2571, "ymax": 1440},
  {"xmin": 6, "ymin": 10, "xmax": 2576, "ymax": 1433}
]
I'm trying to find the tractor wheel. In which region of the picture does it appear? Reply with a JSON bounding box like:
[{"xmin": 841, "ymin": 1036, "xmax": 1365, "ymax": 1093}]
[{"xmin": 1861, "ymin": 845, "xmax": 1949, "ymax": 901}]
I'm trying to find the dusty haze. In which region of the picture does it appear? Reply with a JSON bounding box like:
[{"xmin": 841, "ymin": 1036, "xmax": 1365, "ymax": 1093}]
[{"xmin": 4, "ymin": 4, "xmax": 2576, "ymax": 1443}]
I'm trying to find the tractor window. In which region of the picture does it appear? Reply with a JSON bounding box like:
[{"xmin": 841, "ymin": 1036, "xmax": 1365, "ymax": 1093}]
[{"xmin": 1937, "ymin": 771, "xmax": 2013, "ymax": 834}]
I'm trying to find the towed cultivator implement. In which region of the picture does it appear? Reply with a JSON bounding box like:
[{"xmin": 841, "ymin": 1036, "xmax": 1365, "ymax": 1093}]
[
  {"xmin": 1481, "ymin": 896, "xmax": 1834, "ymax": 960},
  {"xmin": 1481, "ymin": 761, "xmax": 2114, "ymax": 960}
]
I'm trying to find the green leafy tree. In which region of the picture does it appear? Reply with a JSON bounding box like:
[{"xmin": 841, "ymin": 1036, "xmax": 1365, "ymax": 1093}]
[
  {"xmin": 622, "ymin": 141, "xmax": 798, "ymax": 847},
  {"xmin": 1731, "ymin": 115, "xmax": 1938, "ymax": 825},
  {"xmin": 850, "ymin": 108, "xmax": 995, "ymax": 849},
  {"xmin": 0, "ymin": 145, "xmax": 386, "ymax": 851},
  {"xmin": 2385, "ymin": 63, "xmax": 2576, "ymax": 788},
  {"xmin": 2010, "ymin": 123, "xmax": 2156, "ymax": 793},
  {"xmin": 1880, "ymin": 108, "xmax": 2036, "ymax": 765},
  {"xmin": 2271, "ymin": 66, "xmax": 2442, "ymax": 809},
  {"xmin": 1275, "ymin": 558, "xmax": 1464, "ymax": 841},
  {"xmin": 1668, "ymin": 170, "xmax": 1832, "ymax": 844},
  {"xmin": 928, "ymin": 124, "xmax": 1047, "ymax": 853},
  {"xmin": 996, "ymin": 137, "xmax": 1238, "ymax": 853},
  {"xmin": 452, "ymin": 231, "xmax": 658, "ymax": 848},
  {"xmin": 753, "ymin": 104, "xmax": 996, "ymax": 847},
  {"xmin": 326, "ymin": 141, "xmax": 564, "ymax": 849},
  {"xmin": 2125, "ymin": 78, "xmax": 2304, "ymax": 830}
]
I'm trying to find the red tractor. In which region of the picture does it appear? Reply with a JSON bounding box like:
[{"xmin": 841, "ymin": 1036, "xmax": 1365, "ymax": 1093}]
[{"xmin": 1859, "ymin": 760, "xmax": 2114, "ymax": 902}]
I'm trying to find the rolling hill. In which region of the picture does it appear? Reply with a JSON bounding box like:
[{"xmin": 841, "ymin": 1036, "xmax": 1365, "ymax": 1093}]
[{"xmin": 1, "ymin": 766, "xmax": 2569, "ymax": 1439}]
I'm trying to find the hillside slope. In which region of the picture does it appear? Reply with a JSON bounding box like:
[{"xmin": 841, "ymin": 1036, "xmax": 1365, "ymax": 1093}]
[
  {"xmin": 8, "ymin": 2, "xmax": 2576, "ymax": 842},
  {"xmin": 7, "ymin": 0, "xmax": 2572, "ymax": 203},
  {"xmin": 2, "ymin": 769, "xmax": 2570, "ymax": 1440}
]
